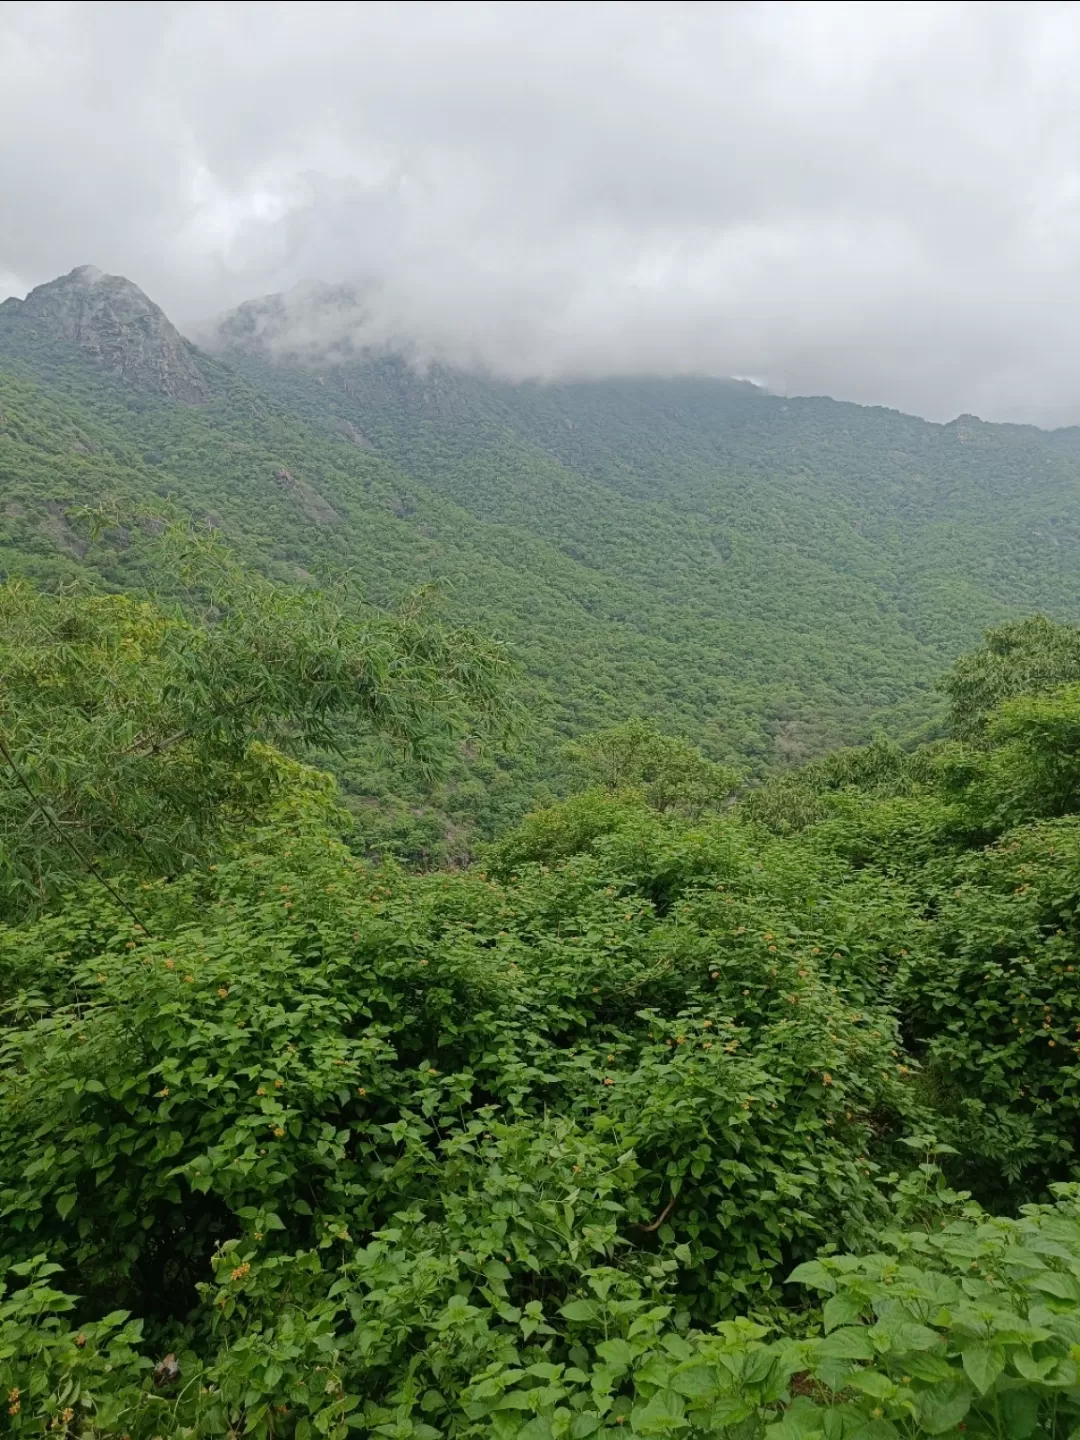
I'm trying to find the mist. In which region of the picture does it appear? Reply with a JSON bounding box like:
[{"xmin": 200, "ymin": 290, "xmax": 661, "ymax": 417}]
[{"xmin": 5, "ymin": 2, "xmax": 1080, "ymax": 422}]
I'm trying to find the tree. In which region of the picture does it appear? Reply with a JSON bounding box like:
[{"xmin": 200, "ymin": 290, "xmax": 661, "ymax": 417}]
[
  {"xmin": 0, "ymin": 540, "xmax": 513, "ymax": 918},
  {"xmin": 941, "ymin": 614, "xmax": 1080, "ymax": 739},
  {"xmin": 563, "ymin": 717, "xmax": 737, "ymax": 816}
]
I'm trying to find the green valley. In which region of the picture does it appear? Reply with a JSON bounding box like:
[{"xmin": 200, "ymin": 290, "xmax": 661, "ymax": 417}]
[{"xmin": 5, "ymin": 268, "xmax": 1080, "ymax": 863}]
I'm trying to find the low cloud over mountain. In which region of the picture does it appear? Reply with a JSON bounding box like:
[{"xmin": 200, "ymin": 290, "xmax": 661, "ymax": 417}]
[{"xmin": 6, "ymin": 3, "xmax": 1080, "ymax": 422}]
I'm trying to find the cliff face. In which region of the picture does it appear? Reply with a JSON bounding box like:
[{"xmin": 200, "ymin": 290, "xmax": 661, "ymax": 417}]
[{"xmin": 0, "ymin": 265, "xmax": 209, "ymax": 404}]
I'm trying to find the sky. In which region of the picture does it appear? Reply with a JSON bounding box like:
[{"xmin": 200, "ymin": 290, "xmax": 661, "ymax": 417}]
[{"xmin": 4, "ymin": 0, "xmax": 1080, "ymax": 422}]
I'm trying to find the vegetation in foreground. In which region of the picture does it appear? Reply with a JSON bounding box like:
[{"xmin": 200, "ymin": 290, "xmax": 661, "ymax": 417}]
[{"xmin": 6, "ymin": 568, "xmax": 1080, "ymax": 1436}]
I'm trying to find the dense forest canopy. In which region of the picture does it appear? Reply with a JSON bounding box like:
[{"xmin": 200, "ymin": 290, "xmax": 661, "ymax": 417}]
[
  {"xmin": 8, "ymin": 269, "xmax": 1080, "ymax": 1436},
  {"xmin": 5, "ymin": 267, "xmax": 1080, "ymax": 863}
]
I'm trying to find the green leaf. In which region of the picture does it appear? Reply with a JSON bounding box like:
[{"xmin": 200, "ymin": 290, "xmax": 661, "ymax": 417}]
[
  {"xmin": 570, "ymin": 1416, "xmax": 602, "ymax": 1439},
  {"xmin": 787, "ymin": 1262, "xmax": 837, "ymax": 1295},
  {"xmin": 629, "ymin": 1389, "xmax": 685, "ymax": 1435},
  {"xmin": 518, "ymin": 1418, "xmax": 554, "ymax": 1440},
  {"xmin": 1030, "ymin": 1271, "xmax": 1080, "ymax": 1301},
  {"xmin": 1013, "ymin": 1350, "xmax": 1057, "ymax": 1381},
  {"xmin": 560, "ymin": 1300, "xmax": 600, "ymax": 1323},
  {"xmin": 876, "ymin": 1322, "xmax": 941, "ymax": 1354},
  {"xmin": 817, "ymin": 1328, "xmax": 875, "ymax": 1361},
  {"xmin": 912, "ymin": 1379, "xmax": 972, "ymax": 1435},
  {"xmin": 669, "ymin": 1365, "xmax": 717, "ymax": 1399},
  {"xmin": 961, "ymin": 1343, "xmax": 1005, "ymax": 1395},
  {"xmin": 846, "ymin": 1369, "xmax": 894, "ymax": 1399},
  {"xmin": 596, "ymin": 1338, "xmax": 634, "ymax": 1370},
  {"xmin": 764, "ymin": 1397, "xmax": 826, "ymax": 1438},
  {"xmin": 495, "ymin": 1393, "xmax": 535, "ymax": 1411},
  {"xmin": 998, "ymin": 1387, "xmax": 1041, "ymax": 1438},
  {"xmin": 822, "ymin": 1293, "xmax": 865, "ymax": 1332}
]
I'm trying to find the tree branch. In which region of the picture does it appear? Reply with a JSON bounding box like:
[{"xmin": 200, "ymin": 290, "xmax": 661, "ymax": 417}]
[
  {"xmin": 121, "ymin": 691, "xmax": 267, "ymax": 758},
  {"xmin": 635, "ymin": 1192, "xmax": 678, "ymax": 1233},
  {"xmin": 0, "ymin": 730, "xmax": 152, "ymax": 934}
]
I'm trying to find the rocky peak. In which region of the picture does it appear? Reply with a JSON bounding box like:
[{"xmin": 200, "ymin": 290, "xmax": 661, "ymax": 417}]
[{"xmin": 1, "ymin": 266, "xmax": 209, "ymax": 404}]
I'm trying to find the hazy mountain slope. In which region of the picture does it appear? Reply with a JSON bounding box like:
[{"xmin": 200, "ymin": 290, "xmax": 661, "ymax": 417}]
[
  {"xmin": 4, "ymin": 267, "xmax": 1080, "ymax": 849},
  {"xmin": 207, "ymin": 322, "xmax": 1080, "ymax": 753}
]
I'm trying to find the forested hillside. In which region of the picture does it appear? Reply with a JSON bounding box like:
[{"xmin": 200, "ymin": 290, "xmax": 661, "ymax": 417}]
[
  {"xmin": 5, "ymin": 268, "xmax": 1080, "ymax": 861},
  {"xmin": 6, "ymin": 567, "xmax": 1080, "ymax": 1436},
  {"xmin": 10, "ymin": 267, "xmax": 1080, "ymax": 1435}
]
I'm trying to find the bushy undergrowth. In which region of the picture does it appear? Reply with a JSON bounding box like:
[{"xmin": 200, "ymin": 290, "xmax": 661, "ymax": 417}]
[{"xmin": 6, "ymin": 609, "xmax": 1080, "ymax": 1435}]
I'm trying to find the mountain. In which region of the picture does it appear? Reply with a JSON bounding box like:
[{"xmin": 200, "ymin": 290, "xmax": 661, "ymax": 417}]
[
  {"xmin": 193, "ymin": 279, "xmax": 372, "ymax": 365},
  {"xmin": 4, "ymin": 266, "xmax": 1080, "ymax": 852},
  {"xmin": 200, "ymin": 287, "xmax": 1080, "ymax": 745},
  {"xmin": 0, "ymin": 265, "xmax": 208, "ymax": 404}
]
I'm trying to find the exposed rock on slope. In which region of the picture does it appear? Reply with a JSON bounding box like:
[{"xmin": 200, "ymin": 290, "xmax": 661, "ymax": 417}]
[{"xmin": 0, "ymin": 265, "xmax": 209, "ymax": 404}]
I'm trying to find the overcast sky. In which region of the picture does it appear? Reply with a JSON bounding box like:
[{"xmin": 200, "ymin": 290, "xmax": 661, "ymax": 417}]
[{"xmin": 5, "ymin": 1, "xmax": 1080, "ymax": 421}]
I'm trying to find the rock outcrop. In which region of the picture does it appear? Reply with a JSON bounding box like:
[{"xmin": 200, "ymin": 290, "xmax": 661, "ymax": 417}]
[{"xmin": 0, "ymin": 265, "xmax": 209, "ymax": 404}]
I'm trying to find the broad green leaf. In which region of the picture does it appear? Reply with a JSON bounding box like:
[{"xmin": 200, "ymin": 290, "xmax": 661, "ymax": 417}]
[
  {"xmin": 596, "ymin": 1338, "xmax": 635, "ymax": 1370},
  {"xmin": 822, "ymin": 1293, "xmax": 865, "ymax": 1332},
  {"xmin": 788, "ymin": 1262, "xmax": 837, "ymax": 1295},
  {"xmin": 961, "ymin": 1343, "xmax": 1005, "ymax": 1394},
  {"xmin": 570, "ymin": 1416, "xmax": 602, "ymax": 1439},
  {"xmin": 912, "ymin": 1379, "xmax": 972, "ymax": 1435},
  {"xmin": 998, "ymin": 1388, "xmax": 1041, "ymax": 1438},
  {"xmin": 669, "ymin": 1365, "xmax": 717, "ymax": 1399},
  {"xmin": 817, "ymin": 1328, "xmax": 875, "ymax": 1361}
]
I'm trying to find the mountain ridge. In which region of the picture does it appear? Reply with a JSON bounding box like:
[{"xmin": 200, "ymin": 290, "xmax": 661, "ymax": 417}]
[{"xmin": 4, "ymin": 265, "xmax": 1080, "ymax": 851}]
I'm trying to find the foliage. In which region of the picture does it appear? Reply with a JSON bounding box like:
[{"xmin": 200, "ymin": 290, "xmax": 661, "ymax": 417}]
[
  {"xmin": 942, "ymin": 615, "xmax": 1080, "ymax": 740},
  {"xmin": 10, "ymin": 291, "xmax": 1080, "ymax": 1431},
  {"xmin": 562, "ymin": 719, "xmax": 738, "ymax": 817},
  {"xmin": 0, "ymin": 553, "xmax": 511, "ymax": 917},
  {"xmin": 8, "ymin": 296, "xmax": 1080, "ymax": 850}
]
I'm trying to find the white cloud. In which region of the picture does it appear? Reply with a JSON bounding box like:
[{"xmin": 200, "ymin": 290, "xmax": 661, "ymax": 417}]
[{"xmin": 4, "ymin": 1, "xmax": 1080, "ymax": 420}]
